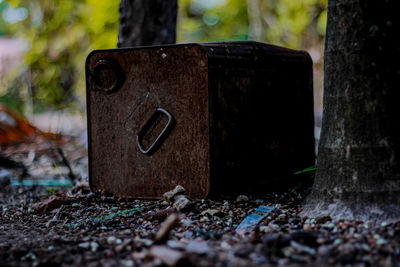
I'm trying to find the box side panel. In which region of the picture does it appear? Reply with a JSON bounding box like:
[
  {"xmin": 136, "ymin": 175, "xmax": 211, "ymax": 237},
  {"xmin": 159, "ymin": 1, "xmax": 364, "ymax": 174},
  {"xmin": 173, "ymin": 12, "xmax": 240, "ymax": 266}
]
[
  {"xmin": 86, "ymin": 45, "xmax": 210, "ymax": 199},
  {"xmin": 207, "ymin": 43, "xmax": 315, "ymax": 194}
]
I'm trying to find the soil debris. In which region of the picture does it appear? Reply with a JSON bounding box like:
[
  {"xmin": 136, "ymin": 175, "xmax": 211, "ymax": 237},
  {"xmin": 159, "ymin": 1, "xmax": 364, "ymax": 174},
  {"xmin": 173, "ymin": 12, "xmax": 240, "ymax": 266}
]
[
  {"xmin": 154, "ymin": 213, "xmax": 181, "ymax": 244},
  {"xmin": 32, "ymin": 192, "xmax": 72, "ymax": 213},
  {"xmin": 144, "ymin": 207, "xmax": 177, "ymax": 221},
  {"xmin": 1, "ymin": 142, "xmax": 400, "ymax": 267},
  {"xmin": 2, "ymin": 184, "xmax": 400, "ymax": 266}
]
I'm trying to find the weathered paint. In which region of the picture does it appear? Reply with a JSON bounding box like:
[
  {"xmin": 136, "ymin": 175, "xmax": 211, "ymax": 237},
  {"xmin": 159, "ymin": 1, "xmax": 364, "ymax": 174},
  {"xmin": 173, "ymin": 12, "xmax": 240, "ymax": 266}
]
[{"xmin": 86, "ymin": 42, "xmax": 314, "ymax": 199}]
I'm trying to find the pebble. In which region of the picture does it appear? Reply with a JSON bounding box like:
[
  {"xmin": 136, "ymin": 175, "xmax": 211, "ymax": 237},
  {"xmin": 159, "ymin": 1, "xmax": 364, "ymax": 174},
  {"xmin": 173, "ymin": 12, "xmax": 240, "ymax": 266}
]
[
  {"xmin": 107, "ymin": 236, "xmax": 116, "ymax": 245},
  {"xmin": 180, "ymin": 218, "xmax": 194, "ymax": 227},
  {"xmin": 200, "ymin": 209, "xmax": 226, "ymax": 217},
  {"xmin": 162, "ymin": 185, "xmax": 186, "ymax": 202},
  {"xmin": 91, "ymin": 242, "xmax": 99, "ymax": 252},
  {"xmin": 290, "ymin": 240, "xmax": 316, "ymax": 255},
  {"xmin": 149, "ymin": 245, "xmax": 186, "ymax": 266},
  {"xmin": 115, "ymin": 244, "xmax": 124, "ymax": 253},
  {"xmin": 173, "ymin": 195, "xmax": 192, "ymax": 212},
  {"xmin": 254, "ymin": 199, "xmax": 264, "ymax": 204},
  {"xmin": 166, "ymin": 240, "xmax": 186, "ymax": 250},
  {"xmin": 236, "ymin": 195, "xmax": 249, "ymax": 203},
  {"xmin": 220, "ymin": 241, "xmax": 232, "ymax": 251},
  {"xmin": 78, "ymin": 242, "xmax": 90, "ymax": 249},
  {"xmin": 144, "ymin": 207, "xmax": 176, "ymax": 221},
  {"xmin": 33, "ymin": 193, "xmax": 71, "ymax": 213},
  {"xmin": 4, "ymin": 178, "xmax": 400, "ymax": 266},
  {"xmin": 183, "ymin": 230, "xmax": 194, "ymax": 239},
  {"xmin": 120, "ymin": 259, "xmax": 134, "ymax": 267},
  {"xmin": 316, "ymin": 215, "xmax": 331, "ymax": 224},
  {"xmin": 317, "ymin": 244, "xmax": 332, "ymax": 256},
  {"xmin": 186, "ymin": 240, "xmax": 212, "ymax": 255}
]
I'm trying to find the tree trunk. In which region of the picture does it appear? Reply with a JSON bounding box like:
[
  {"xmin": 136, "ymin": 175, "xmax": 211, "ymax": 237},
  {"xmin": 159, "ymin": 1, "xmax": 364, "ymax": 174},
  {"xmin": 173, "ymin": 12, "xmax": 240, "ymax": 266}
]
[
  {"xmin": 302, "ymin": 0, "xmax": 400, "ymax": 223},
  {"xmin": 118, "ymin": 0, "xmax": 177, "ymax": 48}
]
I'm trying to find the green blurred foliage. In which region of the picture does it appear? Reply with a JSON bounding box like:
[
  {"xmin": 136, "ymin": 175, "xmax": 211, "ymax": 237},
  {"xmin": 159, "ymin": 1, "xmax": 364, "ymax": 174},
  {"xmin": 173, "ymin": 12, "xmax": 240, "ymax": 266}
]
[
  {"xmin": 178, "ymin": 0, "xmax": 327, "ymax": 48},
  {"xmin": 1, "ymin": 0, "xmax": 327, "ymax": 113},
  {"xmin": 178, "ymin": 0, "xmax": 250, "ymax": 42},
  {"xmin": 1, "ymin": 0, "xmax": 119, "ymax": 112}
]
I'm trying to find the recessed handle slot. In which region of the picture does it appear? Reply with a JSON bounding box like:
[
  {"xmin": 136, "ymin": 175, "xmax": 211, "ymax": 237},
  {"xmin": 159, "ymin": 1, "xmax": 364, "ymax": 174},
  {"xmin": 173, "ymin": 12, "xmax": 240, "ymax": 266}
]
[{"xmin": 136, "ymin": 107, "xmax": 175, "ymax": 155}]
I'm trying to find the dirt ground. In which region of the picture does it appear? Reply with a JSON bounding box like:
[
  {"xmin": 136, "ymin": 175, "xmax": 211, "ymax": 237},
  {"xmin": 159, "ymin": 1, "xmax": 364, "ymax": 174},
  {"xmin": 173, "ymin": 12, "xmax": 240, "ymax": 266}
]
[
  {"xmin": 2, "ymin": 177, "xmax": 400, "ymax": 267},
  {"xmin": 1, "ymin": 113, "xmax": 400, "ymax": 266}
]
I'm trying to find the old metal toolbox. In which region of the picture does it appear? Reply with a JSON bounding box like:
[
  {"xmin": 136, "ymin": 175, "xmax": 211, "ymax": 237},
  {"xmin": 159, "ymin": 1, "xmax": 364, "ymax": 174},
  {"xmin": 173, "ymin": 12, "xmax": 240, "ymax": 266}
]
[{"xmin": 86, "ymin": 41, "xmax": 314, "ymax": 199}]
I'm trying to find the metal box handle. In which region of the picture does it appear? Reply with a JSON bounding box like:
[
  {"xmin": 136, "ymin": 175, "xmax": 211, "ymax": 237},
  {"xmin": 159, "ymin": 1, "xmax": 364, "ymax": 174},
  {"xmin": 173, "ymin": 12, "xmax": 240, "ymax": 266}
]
[{"xmin": 136, "ymin": 107, "xmax": 175, "ymax": 155}]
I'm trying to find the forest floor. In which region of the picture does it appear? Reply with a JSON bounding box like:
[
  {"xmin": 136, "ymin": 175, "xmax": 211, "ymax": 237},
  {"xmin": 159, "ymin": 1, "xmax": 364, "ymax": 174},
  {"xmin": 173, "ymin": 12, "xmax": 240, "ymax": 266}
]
[
  {"xmin": 2, "ymin": 175, "xmax": 400, "ymax": 266},
  {"xmin": 1, "ymin": 114, "xmax": 400, "ymax": 266}
]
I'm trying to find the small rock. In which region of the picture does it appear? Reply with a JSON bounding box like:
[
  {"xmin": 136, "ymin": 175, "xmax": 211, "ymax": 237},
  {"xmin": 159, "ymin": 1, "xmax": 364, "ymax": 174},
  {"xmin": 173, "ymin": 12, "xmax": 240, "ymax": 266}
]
[
  {"xmin": 303, "ymin": 223, "xmax": 312, "ymax": 231},
  {"xmin": 173, "ymin": 195, "xmax": 192, "ymax": 212},
  {"xmin": 220, "ymin": 241, "xmax": 232, "ymax": 251},
  {"xmin": 107, "ymin": 236, "xmax": 116, "ymax": 245},
  {"xmin": 254, "ymin": 199, "xmax": 264, "ymax": 204},
  {"xmin": 167, "ymin": 240, "xmax": 186, "ymax": 250},
  {"xmin": 200, "ymin": 209, "xmax": 226, "ymax": 217},
  {"xmin": 180, "ymin": 218, "xmax": 194, "ymax": 227},
  {"xmin": 45, "ymin": 215, "xmax": 58, "ymax": 228},
  {"xmin": 91, "ymin": 242, "xmax": 99, "ymax": 252},
  {"xmin": 163, "ymin": 185, "xmax": 186, "ymax": 202},
  {"xmin": 316, "ymin": 215, "xmax": 332, "ymax": 224},
  {"xmin": 322, "ymin": 222, "xmax": 335, "ymax": 229},
  {"xmin": 186, "ymin": 241, "xmax": 212, "ymax": 255},
  {"xmin": 144, "ymin": 207, "xmax": 176, "ymax": 221},
  {"xmin": 154, "ymin": 213, "xmax": 181, "ymax": 244},
  {"xmin": 183, "ymin": 230, "xmax": 194, "ymax": 239},
  {"xmin": 78, "ymin": 242, "xmax": 90, "ymax": 249},
  {"xmin": 120, "ymin": 259, "xmax": 134, "ymax": 267},
  {"xmin": 236, "ymin": 195, "xmax": 249, "ymax": 203},
  {"xmin": 318, "ymin": 245, "xmax": 333, "ymax": 256},
  {"xmin": 121, "ymin": 229, "xmax": 132, "ymax": 234},
  {"xmin": 131, "ymin": 250, "xmax": 147, "ymax": 260},
  {"xmin": 104, "ymin": 249, "xmax": 114, "ymax": 257},
  {"xmin": 267, "ymin": 222, "xmax": 280, "ymax": 232},
  {"xmin": 149, "ymin": 245, "xmax": 186, "ymax": 266},
  {"xmin": 290, "ymin": 240, "xmax": 316, "ymax": 255},
  {"xmin": 115, "ymin": 244, "xmax": 124, "ymax": 253},
  {"xmin": 33, "ymin": 193, "xmax": 71, "ymax": 213}
]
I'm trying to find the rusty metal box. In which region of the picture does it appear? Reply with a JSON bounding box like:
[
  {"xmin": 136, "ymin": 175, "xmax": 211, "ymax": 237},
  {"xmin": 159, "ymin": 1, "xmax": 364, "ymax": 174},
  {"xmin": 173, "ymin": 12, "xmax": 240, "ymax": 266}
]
[{"xmin": 86, "ymin": 42, "xmax": 314, "ymax": 199}]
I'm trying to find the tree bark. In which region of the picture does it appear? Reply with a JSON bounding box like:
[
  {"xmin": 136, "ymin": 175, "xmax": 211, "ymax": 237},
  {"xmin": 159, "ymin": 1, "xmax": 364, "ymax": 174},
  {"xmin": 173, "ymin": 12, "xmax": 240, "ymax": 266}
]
[
  {"xmin": 118, "ymin": 0, "xmax": 177, "ymax": 48},
  {"xmin": 302, "ymin": 0, "xmax": 400, "ymax": 222},
  {"xmin": 247, "ymin": 0, "xmax": 262, "ymax": 41}
]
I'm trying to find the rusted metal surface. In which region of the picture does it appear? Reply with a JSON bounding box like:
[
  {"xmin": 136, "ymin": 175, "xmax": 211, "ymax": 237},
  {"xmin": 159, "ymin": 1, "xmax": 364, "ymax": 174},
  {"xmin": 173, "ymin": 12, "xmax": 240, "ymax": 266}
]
[{"xmin": 86, "ymin": 42, "xmax": 314, "ymax": 199}]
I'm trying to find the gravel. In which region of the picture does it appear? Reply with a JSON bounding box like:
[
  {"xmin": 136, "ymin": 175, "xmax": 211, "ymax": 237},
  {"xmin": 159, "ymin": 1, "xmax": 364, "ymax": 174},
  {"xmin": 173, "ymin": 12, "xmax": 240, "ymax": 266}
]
[{"xmin": 1, "ymin": 180, "xmax": 400, "ymax": 266}]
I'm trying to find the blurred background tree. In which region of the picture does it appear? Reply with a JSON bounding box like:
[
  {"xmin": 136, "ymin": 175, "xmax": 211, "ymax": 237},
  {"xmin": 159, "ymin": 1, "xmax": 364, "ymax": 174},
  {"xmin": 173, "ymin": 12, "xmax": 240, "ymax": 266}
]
[{"xmin": 0, "ymin": 0, "xmax": 327, "ymax": 117}]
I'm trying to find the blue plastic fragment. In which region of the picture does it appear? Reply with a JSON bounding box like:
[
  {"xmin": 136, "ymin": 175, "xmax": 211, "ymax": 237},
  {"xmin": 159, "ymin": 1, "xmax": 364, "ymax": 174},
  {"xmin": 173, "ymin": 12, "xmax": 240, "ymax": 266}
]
[
  {"xmin": 10, "ymin": 179, "xmax": 73, "ymax": 187},
  {"xmin": 235, "ymin": 205, "xmax": 275, "ymax": 236}
]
